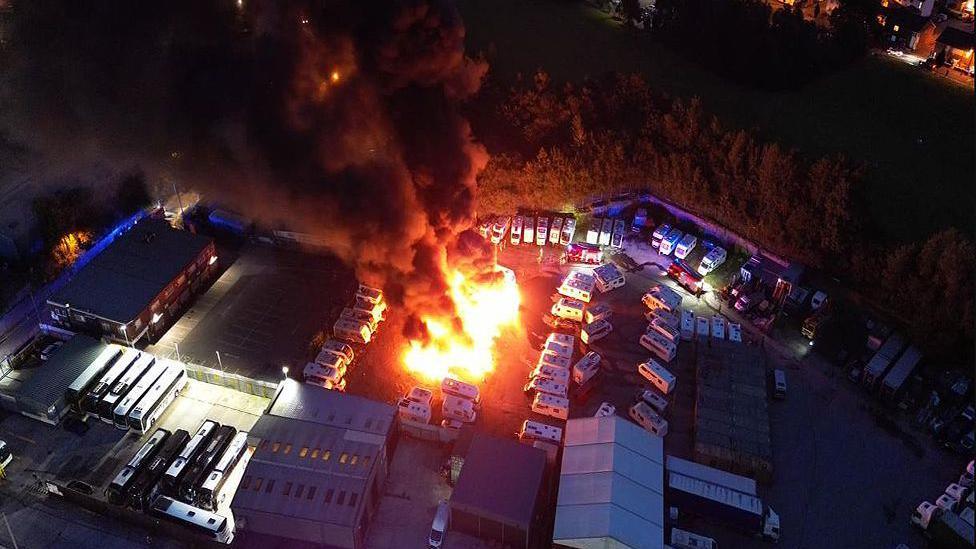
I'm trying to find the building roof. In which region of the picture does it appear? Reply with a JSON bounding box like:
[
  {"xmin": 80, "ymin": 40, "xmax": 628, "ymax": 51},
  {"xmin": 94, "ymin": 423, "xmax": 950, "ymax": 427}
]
[
  {"xmin": 48, "ymin": 218, "xmax": 212, "ymax": 323},
  {"xmin": 450, "ymin": 433, "xmax": 546, "ymax": 530},
  {"xmin": 883, "ymin": 6, "xmax": 930, "ymax": 33},
  {"xmin": 232, "ymin": 381, "xmax": 395, "ymax": 533},
  {"xmin": 11, "ymin": 335, "xmax": 107, "ymax": 416},
  {"xmin": 553, "ymin": 416, "xmax": 665, "ymax": 549},
  {"xmin": 741, "ymin": 251, "xmax": 804, "ymax": 286},
  {"xmin": 938, "ymin": 25, "xmax": 974, "ymax": 49}
]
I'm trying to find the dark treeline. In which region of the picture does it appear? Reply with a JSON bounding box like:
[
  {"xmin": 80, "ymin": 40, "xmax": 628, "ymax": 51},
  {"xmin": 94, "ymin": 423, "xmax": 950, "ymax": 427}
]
[
  {"xmin": 651, "ymin": 0, "xmax": 877, "ymax": 89},
  {"xmin": 475, "ymin": 72, "xmax": 973, "ymax": 359}
]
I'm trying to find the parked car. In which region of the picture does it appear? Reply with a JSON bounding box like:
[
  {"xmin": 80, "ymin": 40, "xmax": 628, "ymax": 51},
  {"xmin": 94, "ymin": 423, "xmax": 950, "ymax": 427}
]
[
  {"xmin": 428, "ymin": 500, "xmax": 451, "ymax": 548},
  {"xmin": 734, "ymin": 291, "xmax": 763, "ymax": 312}
]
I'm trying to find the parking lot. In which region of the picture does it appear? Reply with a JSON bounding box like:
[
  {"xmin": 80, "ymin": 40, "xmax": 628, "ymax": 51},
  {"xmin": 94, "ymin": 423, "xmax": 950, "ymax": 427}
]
[{"xmin": 147, "ymin": 244, "xmax": 354, "ymax": 381}]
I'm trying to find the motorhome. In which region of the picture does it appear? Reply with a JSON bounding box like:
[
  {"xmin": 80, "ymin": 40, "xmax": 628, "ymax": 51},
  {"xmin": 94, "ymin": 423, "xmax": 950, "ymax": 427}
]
[
  {"xmin": 696, "ymin": 316, "xmax": 710, "ymax": 340},
  {"xmin": 333, "ymin": 318, "xmax": 372, "ymax": 344},
  {"xmin": 581, "ymin": 319, "xmax": 613, "ymax": 344},
  {"xmin": 728, "ymin": 322, "xmax": 742, "ymax": 342},
  {"xmin": 698, "ymin": 246, "xmax": 727, "ymax": 275},
  {"xmin": 637, "ymin": 359, "xmax": 677, "ymax": 394},
  {"xmin": 549, "ymin": 217, "xmax": 564, "ymax": 245},
  {"xmin": 442, "ymin": 395, "xmax": 476, "ymax": 423},
  {"xmin": 560, "ymin": 217, "xmax": 577, "ymax": 245},
  {"xmin": 711, "ymin": 316, "xmax": 726, "ymax": 340},
  {"xmin": 674, "ymin": 233, "xmax": 698, "ymax": 259},
  {"xmin": 594, "ymin": 402, "xmax": 616, "ymax": 418},
  {"xmin": 586, "ymin": 218, "xmax": 601, "ymax": 245},
  {"xmin": 523, "ymin": 377, "xmax": 569, "ymax": 398},
  {"xmin": 651, "ymin": 224, "xmax": 672, "ymax": 249},
  {"xmin": 593, "ymin": 263, "xmax": 625, "ymax": 293},
  {"xmin": 629, "ymin": 401, "xmax": 669, "ymax": 436},
  {"xmin": 536, "ymin": 217, "xmax": 549, "ymax": 246},
  {"xmin": 584, "ymin": 302, "xmax": 613, "ymax": 325},
  {"xmin": 518, "ymin": 420, "xmax": 563, "ymax": 444},
  {"xmin": 441, "ymin": 377, "xmax": 481, "ymax": 405},
  {"xmin": 551, "ymin": 297, "xmax": 586, "ymax": 322},
  {"xmin": 572, "ymin": 352, "xmax": 602, "ymax": 385},
  {"xmin": 642, "ymin": 285, "xmax": 682, "ymax": 314},
  {"xmin": 659, "ymin": 228, "xmax": 683, "ymax": 256},
  {"xmin": 511, "ymin": 215, "xmax": 523, "ymax": 245},
  {"xmin": 523, "ymin": 216, "xmax": 535, "ymax": 244},
  {"xmin": 610, "ymin": 220, "xmax": 625, "ymax": 249},
  {"xmin": 531, "ymin": 393, "xmax": 569, "ymax": 420}
]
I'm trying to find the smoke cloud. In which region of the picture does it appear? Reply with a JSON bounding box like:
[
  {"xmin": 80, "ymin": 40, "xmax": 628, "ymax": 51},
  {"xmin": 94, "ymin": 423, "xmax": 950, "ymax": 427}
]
[{"xmin": 0, "ymin": 0, "xmax": 494, "ymax": 337}]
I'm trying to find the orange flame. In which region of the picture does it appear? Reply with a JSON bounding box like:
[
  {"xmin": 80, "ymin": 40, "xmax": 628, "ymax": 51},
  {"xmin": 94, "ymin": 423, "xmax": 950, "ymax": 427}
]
[{"xmin": 402, "ymin": 266, "xmax": 520, "ymax": 384}]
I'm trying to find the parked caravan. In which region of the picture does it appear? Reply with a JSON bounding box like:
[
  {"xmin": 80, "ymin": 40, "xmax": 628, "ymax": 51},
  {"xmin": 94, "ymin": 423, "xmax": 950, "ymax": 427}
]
[
  {"xmin": 593, "ymin": 263, "xmax": 625, "ymax": 293},
  {"xmin": 610, "ymin": 220, "xmax": 626, "ymax": 249},
  {"xmin": 652, "ymin": 224, "xmax": 672, "ymax": 249},
  {"xmin": 558, "ymin": 272, "xmax": 596, "ymax": 303},
  {"xmin": 560, "ymin": 217, "xmax": 577, "ymax": 245},
  {"xmin": 674, "ymin": 234, "xmax": 698, "ymax": 259},
  {"xmin": 639, "ymin": 330, "xmax": 678, "ymax": 363},
  {"xmin": 547, "ymin": 333, "xmax": 577, "ymax": 348},
  {"xmin": 538, "ymin": 351, "xmax": 573, "ymax": 370},
  {"xmin": 711, "ymin": 316, "xmax": 726, "ymax": 340},
  {"xmin": 659, "ymin": 228, "xmax": 683, "ymax": 256},
  {"xmin": 551, "ymin": 297, "xmax": 585, "ymax": 322},
  {"xmin": 599, "ymin": 218, "xmax": 613, "ymax": 246},
  {"xmin": 303, "ymin": 362, "xmax": 345, "ymax": 390},
  {"xmin": 530, "ymin": 363, "xmax": 571, "ymax": 385},
  {"xmin": 531, "ymin": 393, "xmax": 570, "ymax": 420},
  {"xmin": 646, "ymin": 308, "xmax": 680, "ymax": 330},
  {"xmin": 550, "ymin": 217, "xmax": 564, "ymax": 245},
  {"xmin": 696, "ymin": 316, "xmax": 710, "ymax": 340},
  {"xmin": 333, "ymin": 318, "xmax": 372, "ymax": 344},
  {"xmin": 637, "ymin": 388, "xmax": 669, "ymax": 415},
  {"xmin": 536, "ymin": 217, "xmax": 549, "ymax": 246},
  {"xmin": 523, "ymin": 216, "xmax": 535, "ymax": 244},
  {"xmin": 681, "ymin": 309, "xmax": 695, "ymax": 341},
  {"xmin": 543, "ymin": 339, "xmax": 574, "ymax": 359},
  {"xmin": 511, "ymin": 215, "xmax": 523, "ymax": 245},
  {"xmin": 586, "ymin": 218, "xmax": 601, "ymax": 245},
  {"xmin": 773, "ymin": 370, "xmax": 787, "ymax": 400},
  {"xmin": 584, "ymin": 302, "xmax": 613, "ymax": 325},
  {"xmin": 518, "ymin": 420, "xmax": 563, "ymax": 444},
  {"xmin": 319, "ymin": 340, "xmax": 354, "ymax": 363},
  {"xmin": 581, "ymin": 319, "xmax": 613, "ymax": 344},
  {"xmin": 642, "ymin": 285, "xmax": 682, "ymax": 314},
  {"xmin": 629, "ymin": 401, "xmax": 669, "ymax": 436},
  {"xmin": 398, "ymin": 400, "xmax": 432, "ymax": 424},
  {"xmin": 340, "ymin": 307, "xmax": 379, "ymax": 332},
  {"xmin": 698, "ymin": 246, "xmax": 727, "ymax": 275},
  {"xmin": 523, "ymin": 377, "xmax": 569, "ymax": 399},
  {"xmin": 572, "ymin": 352, "xmax": 602, "ymax": 385},
  {"xmin": 728, "ymin": 323, "xmax": 742, "ymax": 342},
  {"xmin": 648, "ymin": 318, "xmax": 680, "ymax": 343},
  {"xmin": 441, "ymin": 377, "xmax": 481, "ymax": 405},
  {"xmin": 356, "ymin": 284, "xmax": 384, "ymax": 305},
  {"xmin": 637, "ymin": 359, "xmax": 677, "ymax": 395},
  {"xmin": 442, "ymin": 395, "xmax": 477, "ymax": 423}
]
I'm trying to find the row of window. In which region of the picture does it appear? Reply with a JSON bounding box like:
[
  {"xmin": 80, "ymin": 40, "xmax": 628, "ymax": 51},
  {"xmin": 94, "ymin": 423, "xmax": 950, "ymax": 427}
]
[
  {"xmin": 258, "ymin": 439, "xmax": 371, "ymax": 468},
  {"xmin": 239, "ymin": 476, "xmax": 360, "ymax": 507}
]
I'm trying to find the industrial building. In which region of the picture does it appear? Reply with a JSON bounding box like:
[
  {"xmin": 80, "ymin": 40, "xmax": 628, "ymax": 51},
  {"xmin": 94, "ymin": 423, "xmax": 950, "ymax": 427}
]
[
  {"xmin": 46, "ymin": 218, "xmax": 216, "ymax": 344},
  {"xmin": 449, "ymin": 432, "xmax": 547, "ymax": 548},
  {"xmin": 231, "ymin": 380, "xmax": 396, "ymax": 549},
  {"xmin": 553, "ymin": 415, "xmax": 666, "ymax": 549}
]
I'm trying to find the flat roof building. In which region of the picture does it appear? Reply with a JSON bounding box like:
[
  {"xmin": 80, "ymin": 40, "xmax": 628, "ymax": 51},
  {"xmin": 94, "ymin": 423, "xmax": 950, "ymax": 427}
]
[
  {"xmin": 554, "ymin": 415, "xmax": 666, "ymax": 549},
  {"xmin": 231, "ymin": 380, "xmax": 396, "ymax": 549},
  {"xmin": 46, "ymin": 217, "xmax": 216, "ymax": 344}
]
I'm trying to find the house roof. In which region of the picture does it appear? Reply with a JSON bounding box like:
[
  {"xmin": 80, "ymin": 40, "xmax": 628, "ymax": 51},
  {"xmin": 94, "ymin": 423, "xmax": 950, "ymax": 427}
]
[
  {"xmin": 48, "ymin": 218, "xmax": 212, "ymax": 323},
  {"xmin": 450, "ymin": 433, "xmax": 547, "ymax": 530},
  {"xmin": 938, "ymin": 26, "xmax": 975, "ymax": 49},
  {"xmin": 553, "ymin": 416, "xmax": 665, "ymax": 549}
]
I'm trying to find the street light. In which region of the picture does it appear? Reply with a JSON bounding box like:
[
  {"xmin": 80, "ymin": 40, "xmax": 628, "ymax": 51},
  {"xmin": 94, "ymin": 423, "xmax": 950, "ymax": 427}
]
[{"xmin": 282, "ymin": 366, "xmax": 289, "ymax": 378}]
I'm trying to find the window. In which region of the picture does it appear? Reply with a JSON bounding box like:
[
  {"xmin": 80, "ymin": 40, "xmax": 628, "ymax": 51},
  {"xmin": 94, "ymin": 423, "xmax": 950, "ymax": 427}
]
[
  {"xmin": 254, "ymin": 478, "xmax": 263, "ymax": 491},
  {"xmin": 283, "ymin": 482, "xmax": 293, "ymax": 496},
  {"xmin": 307, "ymin": 486, "xmax": 317, "ymax": 500},
  {"xmin": 272, "ymin": 442, "xmax": 280, "ymax": 453},
  {"xmin": 311, "ymin": 448, "xmax": 320, "ymax": 459},
  {"xmin": 337, "ymin": 491, "xmax": 346, "ymax": 505},
  {"xmin": 349, "ymin": 493, "xmax": 358, "ymax": 507},
  {"xmin": 188, "ymin": 511, "xmax": 196, "ymax": 518},
  {"xmin": 339, "ymin": 453, "xmax": 348, "ymax": 464},
  {"xmin": 350, "ymin": 454, "xmax": 358, "ymax": 465},
  {"xmin": 266, "ymin": 480, "xmax": 275, "ymax": 494},
  {"xmin": 324, "ymin": 489, "xmax": 334, "ymax": 503},
  {"xmin": 322, "ymin": 450, "xmax": 331, "ymax": 461},
  {"xmin": 295, "ymin": 484, "xmax": 305, "ymax": 498},
  {"xmin": 260, "ymin": 440, "xmax": 269, "ymax": 451},
  {"xmin": 283, "ymin": 444, "xmax": 292, "ymax": 455},
  {"xmin": 299, "ymin": 447, "xmax": 308, "ymax": 458},
  {"xmin": 241, "ymin": 476, "xmax": 251, "ymax": 489}
]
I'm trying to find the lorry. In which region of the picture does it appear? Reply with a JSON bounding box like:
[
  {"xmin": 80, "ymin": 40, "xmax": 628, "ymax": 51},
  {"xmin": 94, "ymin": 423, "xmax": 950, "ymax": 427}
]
[
  {"xmin": 880, "ymin": 345, "xmax": 923, "ymax": 402},
  {"xmin": 666, "ymin": 455, "xmax": 758, "ymax": 496},
  {"xmin": 862, "ymin": 333, "xmax": 907, "ymax": 390},
  {"xmin": 668, "ymin": 471, "xmax": 780, "ymax": 542}
]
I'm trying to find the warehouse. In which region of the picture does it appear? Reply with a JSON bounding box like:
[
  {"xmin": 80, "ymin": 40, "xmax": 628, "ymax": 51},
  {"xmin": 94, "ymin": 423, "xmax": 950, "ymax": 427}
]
[
  {"xmin": 46, "ymin": 218, "xmax": 216, "ymax": 344},
  {"xmin": 231, "ymin": 380, "xmax": 396, "ymax": 549},
  {"xmin": 553, "ymin": 415, "xmax": 666, "ymax": 549},
  {"xmin": 449, "ymin": 433, "xmax": 547, "ymax": 548}
]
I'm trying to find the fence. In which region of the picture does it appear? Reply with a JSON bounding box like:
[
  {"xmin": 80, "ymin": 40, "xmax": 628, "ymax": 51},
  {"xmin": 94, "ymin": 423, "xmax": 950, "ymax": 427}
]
[
  {"xmin": 184, "ymin": 363, "xmax": 279, "ymax": 399},
  {"xmin": 399, "ymin": 418, "xmax": 460, "ymax": 444},
  {"xmin": 643, "ymin": 194, "xmax": 760, "ymax": 256}
]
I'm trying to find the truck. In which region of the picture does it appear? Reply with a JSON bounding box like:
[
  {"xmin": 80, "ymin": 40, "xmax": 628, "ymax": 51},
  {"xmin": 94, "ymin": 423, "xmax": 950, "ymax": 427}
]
[
  {"xmin": 668, "ymin": 472, "xmax": 780, "ymax": 542},
  {"xmin": 928, "ymin": 509, "xmax": 975, "ymax": 549},
  {"xmin": 800, "ymin": 309, "xmax": 830, "ymax": 340},
  {"xmin": 862, "ymin": 333, "xmax": 907, "ymax": 390},
  {"xmin": 666, "ymin": 455, "xmax": 758, "ymax": 495},
  {"xmin": 880, "ymin": 345, "xmax": 922, "ymax": 401}
]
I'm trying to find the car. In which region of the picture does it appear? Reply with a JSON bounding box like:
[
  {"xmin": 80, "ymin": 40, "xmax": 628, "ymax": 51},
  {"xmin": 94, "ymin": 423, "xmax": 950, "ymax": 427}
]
[
  {"xmin": 428, "ymin": 500, "xmax": 451, "ymax": 548},
  {"xmin": 734, "ymin": 291, "xmax": 763, "ymax": 312},
  {"xmin": 39, "ymin": 341, "xmax": 64, "ymax": 361}
]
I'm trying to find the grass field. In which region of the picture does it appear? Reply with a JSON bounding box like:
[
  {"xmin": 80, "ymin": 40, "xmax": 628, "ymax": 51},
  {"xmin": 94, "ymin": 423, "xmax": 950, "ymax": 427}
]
[{"xmin": 458, "ymin": 0, "xmax": 974, "ymax": 241}]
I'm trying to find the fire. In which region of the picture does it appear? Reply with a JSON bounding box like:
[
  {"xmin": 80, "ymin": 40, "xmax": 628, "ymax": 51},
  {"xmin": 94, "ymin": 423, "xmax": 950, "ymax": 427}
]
[{"xmin": 402, "ymin": 266, "xmax": 520, "ymax": 383}]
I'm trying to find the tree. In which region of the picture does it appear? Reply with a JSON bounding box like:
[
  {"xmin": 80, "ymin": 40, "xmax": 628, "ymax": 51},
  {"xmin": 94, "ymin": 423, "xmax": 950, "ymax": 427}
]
[{"xmin": 115, "ymin": 170, "xmax": 153, "ymax": 217}]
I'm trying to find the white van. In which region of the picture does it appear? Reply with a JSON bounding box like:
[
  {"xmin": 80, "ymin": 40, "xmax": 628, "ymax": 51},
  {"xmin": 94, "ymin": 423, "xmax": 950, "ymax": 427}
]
[
  {"xmin": 441, "ymin": 377, "xmax": 480, "ymax": 406},
  {"xmin": 547, "ymin": 333, "xmax": 577, "ymax": 348},
  {"xmin": 696, "ymin": 316, "xmax": 710, "ymax": 340},
  {"xmin": 320, "ymin": 340, "xmax": 354, "ymax": 363},
  {"xmin": 531, "ymin": 393, "xmax": 570, "ymax": 420},
  {"xmin": 599, "ymin": 218, "xmax": 613, "ymax": 246},
  {"xmin": 584, "ymin": 302, "xmax": 613, "ymax": 325},
  {"xmin": 642, "ymin": 285, "xmax": 682, "ymax": 313},
  {"xmin": 518, "ymin": 420, "xmax": 563, "ymax": 444},
  {"xmin": 629, "ymin": 401, "xmax": 669, "ymax": 437},
  {"xmin": 549, "ymin": 217, "xmax": 563, "ymax": 245},
  {"xmin": 560, "ymin": 217, "xmax": 577, "ymax": 245},
  {"xmin": 334, "ymin": 318, "xmax": 372, "ymax": 344},
  {"xmin": 523, "ymin": 377, "xmax": 568, "ymax": 398},
  {"xmin": 648, "ymin": 318, "xmax": 680, "ymax": 342},
  {"xmin": 680, "ymin": 309, "xmax": 695, "ymax": 341},
  {"xmin": 728, "ymin": 322, "xmax": 742, "ymax": 343},
  {"xmin": 581, "ymin": 319, "xmax": 613, "ymax": 344},
  {"xmin": 586, "ymin": 218, "xmax": 601, "ymax": 245},
  {"xmin": 536, "ymin": 217, "xmax": 549, "ymax": 246},
  {"xmin": 442, "ymin": 395, "xmax": 476, "ymax": 423},
  {"xmin": 773, "ymin": 369, "xmax": 787, "ymax": 400},
  {"xmin": 510, "ymin": 215, "xmax": 523, "ymax": 245},
  {"xmin": 398, "ymin": 401, "xmax": 432, "ymax": 424},
  {"xmin": 543, "ymin": 339, "xmax": 574, "ymax": 359},
  {"xmin": 572, "ymin": 351, "xmax": 602, "ymax": 385},
  {"xmin": 651, "ymin": 224, "xmax": 672, "ymax": 249},
  {"xmin": 637, "ymin": 359, "xmax": 677, "ymax": 394},
  {"xmin": 558, "ymin": 274, "xmax": 595, "ymax": 303},
  {"xmin": 530, "ymin": 364, "xmax": 571, "ymax": 385},
  {"xmin": 674, "ymin": 233, "xmax": 698, "ymax": 259},
  {"xmin": 551, "ymin": 297, "xmax": 585, "ymax": 322},
  {"xmin": 523, "ymin": 216, "xmax": 535, "ymax": 244},
  {"xmin": 538, "ymin": 351, "xmax": 573, "ymax": 370},
  {"xmin": 637, "ymin": 388, "xmax": 668, "ymax": 414},
  {"xmin": 639, "ymin": 330, "xmax": 677, "ymax": 363},
  {"xmin": 659, "ymin": 228, "xmax": 683, "ymax": 256},
  {"xmin": 593, "ymin": 263, "xmax": 625, "ymax": 293},
  {"xmin": 711, "ymin": 316, "xmax": 726, "ymax": 340},
  {"xmin": 428, "ymin": 500, "xmax": 450, "ymax": 549},
  {"xmin": 698, "ymin": 246, "xmax": 727, "ymax": 275}
]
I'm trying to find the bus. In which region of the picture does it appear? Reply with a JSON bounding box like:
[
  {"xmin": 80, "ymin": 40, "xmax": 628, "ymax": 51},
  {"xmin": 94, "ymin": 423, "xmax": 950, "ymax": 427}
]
[
  {"xmin": 65, "ymin": 345, "xmax": 124, "ymax": 413},
  {"xmin": 128, "ymin": 361, "xmax": 187, "ymax": 434},
  {"xmin": 126, "ymin": 429, "xmax": 190, "ymax": 511},
  {"xmin": 151, "ymin": 496, "xmax": 235, "ymax": 544},
  {"xmin": 79, "ymin": 348, "xmax": 139, "ymax": 415},
  {"xmin": 162, "ymin": 420, "xmax": 219, "ymax": 496},
  {"xmin": 105, "ymin": 428, "xmax": 170, "ymax": 504},
  {"xmin": 197, "ymin": 431, "xmax": 249, "ymax": 510},
  {"xmin": 179, "ymin": 425, "xmax": 236, "ymax": 504},
  {"xmin": 113, "ymin": 360, "xmax": 168, "ymax": 430},
  {"xmin": 98, "ymin": 352, "xmax": 155, "ymax": 423}
]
